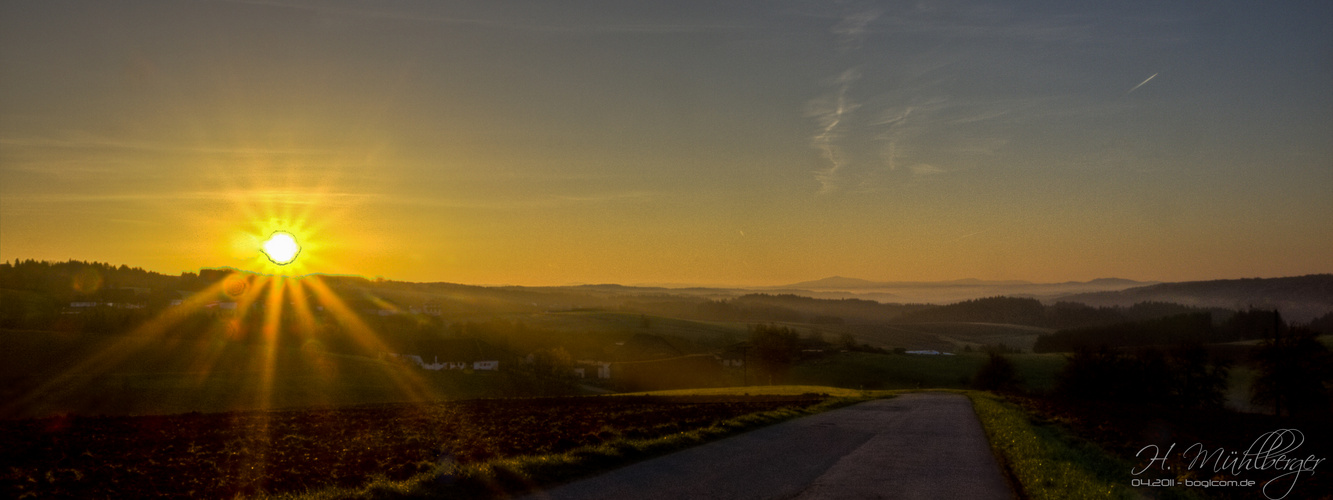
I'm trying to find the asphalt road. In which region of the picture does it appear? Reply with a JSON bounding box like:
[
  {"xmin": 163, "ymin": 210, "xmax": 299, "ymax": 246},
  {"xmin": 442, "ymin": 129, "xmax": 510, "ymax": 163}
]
[{"xmin": 527, "ymin": 392, "xmax": 1014, "ymax": 500}]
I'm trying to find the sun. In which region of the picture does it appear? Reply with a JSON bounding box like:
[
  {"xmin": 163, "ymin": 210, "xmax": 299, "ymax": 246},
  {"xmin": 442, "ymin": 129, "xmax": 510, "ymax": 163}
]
[{"xmin": 261, "ymin": 231, "xmax": 301, "ymax": 265}]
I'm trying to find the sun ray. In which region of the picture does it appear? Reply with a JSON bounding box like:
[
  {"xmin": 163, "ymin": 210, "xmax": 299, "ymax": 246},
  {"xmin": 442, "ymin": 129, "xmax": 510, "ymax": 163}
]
[
  {"xmin": 287, "ymin": 279, "xmax": 336, "ymax": 405},
  {"xmin": 258, "ymin": 276, "xmax": 287, "ymax": 408},
  {"xmin": 0, "ymin": 276, "xmax": 235, "ymax": 416},
  {"xmin": 233, "ymin": 275, "xmax": 286, "ymax": 489},
  {"xmin": 150, "ymin": 271, "xmax": 265, "ymax": 406},
  {"xmin": 302, "ymin": 275, "xmax": 439, "ymax": 403}
]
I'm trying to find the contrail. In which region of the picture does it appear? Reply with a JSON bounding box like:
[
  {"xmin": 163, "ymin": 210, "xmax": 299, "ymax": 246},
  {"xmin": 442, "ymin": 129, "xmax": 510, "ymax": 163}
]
[
  {"xmin": 946, "ymin": 227, "xmax": 994, "ymax": 242},
  {"xmin": 1126, "ymin": 73, "xmax": 1157, "ymax": 94}
]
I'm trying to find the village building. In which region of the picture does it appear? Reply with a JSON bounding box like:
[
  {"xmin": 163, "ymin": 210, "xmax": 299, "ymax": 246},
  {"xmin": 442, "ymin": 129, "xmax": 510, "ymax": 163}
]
[{"xmin": 385, "ymin": 338, "xmax": 508, "ymax": 371}]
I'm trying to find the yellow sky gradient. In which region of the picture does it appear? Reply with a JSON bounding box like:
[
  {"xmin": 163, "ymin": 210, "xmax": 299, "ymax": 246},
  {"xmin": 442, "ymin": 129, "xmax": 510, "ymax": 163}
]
[{"xmin": 2, "ymin": 1, "xmax": 1330, "ymax": 286}]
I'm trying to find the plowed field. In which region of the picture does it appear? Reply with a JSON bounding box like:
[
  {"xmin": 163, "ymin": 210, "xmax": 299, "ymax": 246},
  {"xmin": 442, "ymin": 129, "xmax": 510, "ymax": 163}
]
[{"xmin": 2, "ymin": 395, "xmax": 826, "ymax": 499}]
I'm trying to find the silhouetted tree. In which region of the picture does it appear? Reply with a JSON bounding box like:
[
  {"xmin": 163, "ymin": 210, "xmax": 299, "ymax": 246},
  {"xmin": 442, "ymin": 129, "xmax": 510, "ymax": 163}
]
[
  {"xmin": 1307, "ymin": 311, "xmax": 1333, "ymax": 335},
  {"xmin": 973, "ymin": 352, "xmax": 1021, "ymax": 393},
  {"xmin": 1167, "ymin": 344, "xmax": 1231, "ymax": 410},
  {"xmin": 750, "ymin": 324, "xmax": 801, "ymax": 384},
  {"xmin": 837, "ymin": 333, "xmax": 857, "ymax": 350},
  {"xmin": 1056, "ymin": 344, "xmax": 1229, "ymax": 409},
  {"xmin": 1035, "ymin": 312, "xmax": 1213, "ymax": 352},
  {"xmin": 1223, "ymin": 309, "xmax": 1286, "ymax": 341},
  {"xmin": 1251, "ymin": 312, "xmax": 1333, "ymax": 417},
  {"xmin": 529, "ymin": 347, "xmax": 575, "ymax": 378}
]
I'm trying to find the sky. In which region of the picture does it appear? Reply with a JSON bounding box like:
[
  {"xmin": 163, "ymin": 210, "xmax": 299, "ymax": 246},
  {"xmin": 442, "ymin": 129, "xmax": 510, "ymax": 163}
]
[{"xmin": 2, "ymin": 0, "xmax": 1330, "ymax": 286}]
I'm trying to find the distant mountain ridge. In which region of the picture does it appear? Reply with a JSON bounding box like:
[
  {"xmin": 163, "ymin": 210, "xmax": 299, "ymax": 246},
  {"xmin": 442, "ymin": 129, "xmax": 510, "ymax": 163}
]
[
  {"xmin": 778, "ymin": 276, "xmax": 1152, "ymax": 290},
  {"xmin": 1058, "ymin": 274, "xmax": 1333, "ymax": 323}
]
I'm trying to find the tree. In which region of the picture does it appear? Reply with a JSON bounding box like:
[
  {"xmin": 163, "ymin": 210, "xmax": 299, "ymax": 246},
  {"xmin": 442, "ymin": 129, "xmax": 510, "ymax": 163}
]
[
  {"xmin": 1167, "ymin": 344, "xmax": 1230, "ymax": 410},
  {"xmin": 1055, "ymin": 345, "xmax": 1228, "ymax": 409},
  {"xmin": 1308, "ymin": 311, "xmax": 1333, "ymax": 335},
  {"xmin": 973, "ymin": 352, "xmax": 1021, "ymax": 392},
  {"xmin": 749, "ymin": 324, "xmax": 801, "ymax": 384},
  {"xmin": 529, "ymin": 347, "xmax": 574, "ymax": 378},
  {"xmin": 1251, "ymin": 313, "xmax": 1333, "ymax": 417}
]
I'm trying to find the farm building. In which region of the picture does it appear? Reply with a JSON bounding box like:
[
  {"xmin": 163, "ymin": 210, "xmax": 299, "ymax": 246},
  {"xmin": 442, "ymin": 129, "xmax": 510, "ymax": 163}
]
[
  {"xmin": 573, "ymin": 360, "xmax": 612, "ymax": 379},
  {"xmin": 386, "ymin": 338, "xmax": 510, "ymax": 371}
]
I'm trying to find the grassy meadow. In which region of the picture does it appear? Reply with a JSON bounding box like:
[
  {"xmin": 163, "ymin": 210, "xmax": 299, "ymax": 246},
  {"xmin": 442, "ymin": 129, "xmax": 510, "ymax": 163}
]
[
  {"xmin": 789, "ymin": 351, "xmax": 1067, "ymax": 392},
  {"xmin": 0, "ymin": 329, "xmax": 578, "ymax": 419},
  {"xmin": 621, "ymin": 384, "xmax": 895, "ymax": 398},
  {"xmin": 968, "ymin": 392, "xmax": 1167, "ymax": 500}
]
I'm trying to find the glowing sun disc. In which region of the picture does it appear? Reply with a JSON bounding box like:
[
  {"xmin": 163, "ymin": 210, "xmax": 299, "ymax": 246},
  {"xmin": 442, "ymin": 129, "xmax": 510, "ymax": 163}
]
[{"xmin": 261, "ymin": 231, "xmax": 301, "ymax": 265}]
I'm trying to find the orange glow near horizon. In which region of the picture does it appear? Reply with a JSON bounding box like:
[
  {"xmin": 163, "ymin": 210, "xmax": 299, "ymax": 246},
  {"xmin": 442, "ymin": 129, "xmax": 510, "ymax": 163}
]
[{"xmin": 0, "ymin": 262, "xmax": 444, "ymax": 418}]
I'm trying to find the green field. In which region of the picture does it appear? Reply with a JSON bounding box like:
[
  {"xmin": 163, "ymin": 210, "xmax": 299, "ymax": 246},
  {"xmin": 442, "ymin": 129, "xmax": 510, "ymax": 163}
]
[
  {"xmin": 968, "ymin": 392, "xmax": 1147, "ymax": 500},
  {"xmin": 527, "ymin": 311, "xmax": 747, "ymax": 339},
  {"xmin": 816, "ymin": 321, "xmax": 1051, "ymax": 352},
  {"xmin": 442, "ymin": 310, "xmax": 751, "ymax": 360},
  {"xmin": 789, "ymin": 351, "xmax": 1067, "ymax": 392},
  {"xmin": 1, "ymin": 316, "xmax": 1071, "ymax": 418},
  {"xmin": 0, "ymin": 330, "xmax": 579, "ymax": 419},
  {"xmin": 621, "ymin": 385, "xmax": 894, "ymax": 398},
  {"xmin": 890, "ymin": 322, "xmax": 1053, "ymax": 352}
]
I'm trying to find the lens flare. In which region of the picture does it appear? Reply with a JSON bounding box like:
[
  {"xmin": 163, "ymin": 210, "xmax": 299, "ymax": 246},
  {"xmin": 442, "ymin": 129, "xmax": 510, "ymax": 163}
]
[{"xmin": 261, "ymin": 231, "xmax": 301, "ymax": 265}]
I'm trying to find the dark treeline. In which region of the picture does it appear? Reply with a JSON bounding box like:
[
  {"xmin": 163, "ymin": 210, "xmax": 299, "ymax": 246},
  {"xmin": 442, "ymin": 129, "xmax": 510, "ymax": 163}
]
[
  {"xmin": 1034, "ymin": 313, "xmax": 1213, "ymax": 352},
  {"xmin": 1300, "ymin": 310, "xmax": 1333, "ymax": 335},
  {"xmin": 1250, "ymin": 322, "xmax": 1333, "ymax": 417},
  {"xmin": 1050, "ymin": 312, "xmax": 1332, "ymax": 416},
  {"xmin": 0, "ymin": 259, "xmax": 178, "ymax": 297},
  {"xmin": 8, "ymin": 260, "xmax": 1328, "ymax": 357},
  {"xmin": 1055, "ymin": 345, "xmax": 1231, "ymax": 410},
  {"xmin": 893, "ymin": 296, "xmax": 1229, "ymax": 330},
  {"xmin": 744, "ymin": 324, "xmax": 842, "ymax": 385},
  {"xmin": 1033, "ymin": 309, "xmax": 1304, "ymax": 353},
  {"xmin": 683, "ymin": 294, "xmax": 927, "ymax": 324}
]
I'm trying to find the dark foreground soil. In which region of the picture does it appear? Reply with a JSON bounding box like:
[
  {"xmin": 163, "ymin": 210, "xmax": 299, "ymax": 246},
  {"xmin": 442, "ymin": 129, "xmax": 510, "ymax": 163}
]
[{"xmin": 1, "ymin": 395, "xmax": 827, "ymax": 499}]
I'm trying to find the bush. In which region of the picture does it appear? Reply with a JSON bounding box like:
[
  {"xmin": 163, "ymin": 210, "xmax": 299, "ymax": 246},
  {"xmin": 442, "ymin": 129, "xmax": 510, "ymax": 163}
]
[
  {"xmin": 973, "ymin": 352, "xmax": 1021, "ymax": 393},
  {"xmin": 1055, "ymin": 345, "xmax": 1228, "ymax": 410},
  {"xmin": 1251, "ymin": 326, "xmax": 1333, "ymax": 417}
]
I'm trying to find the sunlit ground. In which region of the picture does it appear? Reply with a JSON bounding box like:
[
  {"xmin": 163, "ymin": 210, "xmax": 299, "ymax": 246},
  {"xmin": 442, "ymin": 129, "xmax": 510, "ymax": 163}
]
[{"xmin": 4, "ymin": 184, "xmax": 445, "ymax": 483}]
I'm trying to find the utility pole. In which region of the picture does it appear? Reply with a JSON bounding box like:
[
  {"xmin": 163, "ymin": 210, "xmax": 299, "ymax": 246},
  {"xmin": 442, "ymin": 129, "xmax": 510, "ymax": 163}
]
[
  {"xmin": 740, "ymin": 344, "xmax": 749, "ymax": 386},
  {"xmin": 1274, "ymin": 310, "xmax": 1284, "ymax": 418}
]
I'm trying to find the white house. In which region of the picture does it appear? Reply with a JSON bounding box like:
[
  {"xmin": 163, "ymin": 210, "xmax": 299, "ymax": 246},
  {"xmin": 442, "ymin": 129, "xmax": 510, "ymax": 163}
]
[
  {"xmin": 386, "ymin": 339, "xmax": 505, "ymax": 372},
  {"xmin": 574, "ymin": 360, "xmax": 612, "ymax": 379}
]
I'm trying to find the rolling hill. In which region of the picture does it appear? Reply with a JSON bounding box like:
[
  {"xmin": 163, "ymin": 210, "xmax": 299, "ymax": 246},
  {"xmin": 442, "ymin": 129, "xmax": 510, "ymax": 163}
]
[
  {"xmin": 1057, "ymin": 274, "xmax": 1333, "ymax": 323},
  {"xmin": 768, "ymin": 276, "xmax": 1157, "ymax": 304}
]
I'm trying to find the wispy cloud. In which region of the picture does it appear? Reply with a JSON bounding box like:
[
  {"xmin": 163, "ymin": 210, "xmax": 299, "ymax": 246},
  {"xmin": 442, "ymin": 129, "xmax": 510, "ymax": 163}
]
[
  {"xmin": 0, "ymin": 135, "xmax": 334, "ymax": 156},
  {"xmin": 800, "ymin": 5, "xmax": 892, "ymax": 194},
  {"xmin": 832, "ymin": 8, "xmax": 881, "ymax": 50},
  {"xmin": 220, "ymin": 0, "xmax": 751, "ymax": 35},
  {"xmin": 872, "ymin": 105, "xmax": 916, "ymax": 172},
  {"xmin": 0, "ymin": 189, "xmax": 377, "ymax": 206},
  {"xmin": 377, "ymin": 190, "xmax": 660, "ymax": 211},
  {"xmin": 908, "ymin": 163, "xmax": 946, "ymax": 176},
  {"xmin": 871, "ymin": 5, "xmax": 1096, "ymax": 44},
  {"xmin": 807, "ymin": 69, "xmax": 861, "ymax": 194}
]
